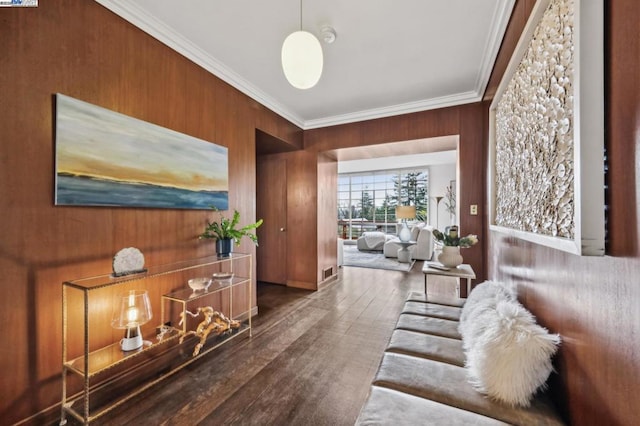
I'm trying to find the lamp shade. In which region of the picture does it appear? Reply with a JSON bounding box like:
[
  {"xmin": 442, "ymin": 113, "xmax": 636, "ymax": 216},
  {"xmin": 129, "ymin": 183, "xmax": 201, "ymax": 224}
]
[
  {"xmin": 111, "ymin": 290, "xmax": 152, "ymax": 329},
  {"xmin": 281, "ymin": 30, "xmax": 323, "ymax": 89},
  {"xmin": 396, "ymin": 205, "xmax": 416, "ymax": 220},
  {"xmin": 112, "ymin": 290, "xmax": 152, "ymax": 351}
]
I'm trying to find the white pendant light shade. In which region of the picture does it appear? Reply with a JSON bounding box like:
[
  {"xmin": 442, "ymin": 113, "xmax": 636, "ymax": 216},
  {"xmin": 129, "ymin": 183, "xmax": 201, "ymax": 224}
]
[{"xmin": 281, "ymin": 30, "xmax": 323, "ymax": 89}]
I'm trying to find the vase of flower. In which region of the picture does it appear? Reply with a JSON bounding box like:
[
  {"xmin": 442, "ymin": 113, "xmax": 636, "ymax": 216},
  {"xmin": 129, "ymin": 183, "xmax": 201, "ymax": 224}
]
[
  {"xmin": 432, "ymin": 226, "xmax": 478, "ymax": 268},
  {"xmin": 438, "ymin": 246, "xmax": 464, "ymax": 268}
]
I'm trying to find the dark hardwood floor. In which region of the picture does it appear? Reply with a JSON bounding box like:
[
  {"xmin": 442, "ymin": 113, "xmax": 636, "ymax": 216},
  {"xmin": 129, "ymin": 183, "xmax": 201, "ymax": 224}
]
[{"xmin": 80, "ymin": 263, "xmax": 458, "ymax": 426}]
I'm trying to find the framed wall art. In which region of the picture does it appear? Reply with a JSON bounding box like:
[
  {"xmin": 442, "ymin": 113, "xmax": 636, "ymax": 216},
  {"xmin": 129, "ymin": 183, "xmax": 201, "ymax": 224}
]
[
  {"xmin": 488, "ymin": 0, "xmax": 604, "ymax": 256},
  {"xmin": 55, "ymin": 94, "xmax": 228, "ymax": 210}
]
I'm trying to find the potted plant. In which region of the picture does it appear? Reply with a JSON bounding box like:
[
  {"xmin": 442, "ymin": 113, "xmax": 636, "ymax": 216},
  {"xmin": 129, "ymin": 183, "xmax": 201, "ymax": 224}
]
[
  {"xmin": 199, "ymin": 208, "xmax": 263, "ymax": 257},
  {"xmin": 432, "ymin": 226, "xmax": 478, "ymax": 268}
]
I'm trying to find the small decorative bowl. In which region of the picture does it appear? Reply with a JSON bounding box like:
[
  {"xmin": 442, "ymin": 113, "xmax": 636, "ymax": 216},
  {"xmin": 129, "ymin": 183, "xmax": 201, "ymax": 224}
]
[
  {"xmin": 212, "ymin": 272, "xmax": 234, "ymax": 284},
  {"xmin": 188, "ymin": 277, "xmax": 212, "ymax": 291}
]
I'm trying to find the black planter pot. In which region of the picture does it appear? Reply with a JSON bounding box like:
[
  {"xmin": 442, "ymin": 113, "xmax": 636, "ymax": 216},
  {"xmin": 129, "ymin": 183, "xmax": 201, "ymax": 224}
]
[{"xmin": 215, "ymin": 238, "xmax": 233, "ymax": 257}]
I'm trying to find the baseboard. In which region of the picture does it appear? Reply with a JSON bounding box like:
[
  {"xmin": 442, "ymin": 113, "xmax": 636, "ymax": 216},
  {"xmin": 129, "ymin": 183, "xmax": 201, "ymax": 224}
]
[
  {"xmin": 13, "ymin": 401, "xmax": 60, "ymax": 426},
  {"xmin": 286, "ymin": 280, "xmax": 317, "ymax": 290},
  {"xmin": 317, "ymin": 273, "xmax": 338, "ymax": 291}
]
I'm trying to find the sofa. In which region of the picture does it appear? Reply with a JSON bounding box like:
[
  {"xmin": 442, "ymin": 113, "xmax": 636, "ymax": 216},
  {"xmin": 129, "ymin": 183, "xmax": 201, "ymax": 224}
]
[
  {"xmin": 384, "ymin": 223, "xmax": 434, "ymax": 261},
  {"xmin": 356, "ymin": 283, "xmax": 564, "ymax": 425}
]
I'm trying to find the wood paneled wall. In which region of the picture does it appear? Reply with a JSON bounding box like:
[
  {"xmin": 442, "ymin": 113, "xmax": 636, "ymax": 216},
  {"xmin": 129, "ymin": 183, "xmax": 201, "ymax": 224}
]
[
  {"xmin": 316, "ymin": 152, "xmax": 338, "ymax": 284},
  {"xmin": 486, "ymin": 0, "xmax": 640, "ymax": 424},
  {"xmin": 0, "ymin": 1, "xmax": 299, "ymax": 424},
  {"xmin": 284, "ymin": 150, "xmax": 320, "ymax": 289},
  {"xmin": 305, "ymin": 105, "xmax": 487, "ymax": 292}
]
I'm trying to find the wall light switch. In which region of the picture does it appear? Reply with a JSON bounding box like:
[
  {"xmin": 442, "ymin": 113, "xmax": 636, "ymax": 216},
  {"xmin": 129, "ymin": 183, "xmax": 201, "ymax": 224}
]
[{"xmin": 470, "ymin": 204, "xmax": 478, "ymax": 215}]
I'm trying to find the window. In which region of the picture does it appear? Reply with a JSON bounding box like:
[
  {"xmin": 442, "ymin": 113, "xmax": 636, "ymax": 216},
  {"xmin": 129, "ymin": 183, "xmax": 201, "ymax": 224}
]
[{"xmin": 338, "ymin": 168, "xmax": 429, "ymax": 239}]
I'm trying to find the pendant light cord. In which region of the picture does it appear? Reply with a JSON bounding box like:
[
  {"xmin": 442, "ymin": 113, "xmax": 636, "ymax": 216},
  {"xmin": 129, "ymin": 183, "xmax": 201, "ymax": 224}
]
[{"xmin": 299, "ymin": 0, "xmax": 303, "ymax": 31}]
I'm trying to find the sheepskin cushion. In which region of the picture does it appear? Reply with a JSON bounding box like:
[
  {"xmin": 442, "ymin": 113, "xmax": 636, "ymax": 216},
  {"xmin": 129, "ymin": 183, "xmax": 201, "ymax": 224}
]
[
  {"xmin": 458, "ymin": 280, "xmax": 516, "ymax": 339},
  {"xmin": 460, "ymin": 297, "xmax": 507, "ymax": 352},
  {"xmin": 464, "ymin": 299, "xmax": 561, "ymax": 407}
]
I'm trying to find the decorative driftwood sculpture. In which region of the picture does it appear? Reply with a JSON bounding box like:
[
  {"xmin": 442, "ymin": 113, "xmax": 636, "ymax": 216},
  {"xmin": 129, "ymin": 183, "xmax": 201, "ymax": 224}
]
[{"xmin": 179, "ymin": 306, "xmax": 240, "ymax": 356}]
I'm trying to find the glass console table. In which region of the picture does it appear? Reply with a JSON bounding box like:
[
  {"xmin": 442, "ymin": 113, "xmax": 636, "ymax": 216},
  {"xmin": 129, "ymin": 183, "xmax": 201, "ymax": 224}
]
[{"xmin": 60, "ymin": 253, "xmax": 252, "ymax": 425}]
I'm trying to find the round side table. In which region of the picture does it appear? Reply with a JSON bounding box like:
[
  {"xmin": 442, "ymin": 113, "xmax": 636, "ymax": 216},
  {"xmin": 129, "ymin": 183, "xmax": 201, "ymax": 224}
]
[{"xmin": 396, "ymin": 241, "xmax": 417, "ymax": 263}]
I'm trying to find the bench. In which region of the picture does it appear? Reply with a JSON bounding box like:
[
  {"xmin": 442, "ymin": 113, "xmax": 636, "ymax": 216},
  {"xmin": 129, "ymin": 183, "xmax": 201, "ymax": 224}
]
[{"xmin": 356, "ymin": 289, "xmax": 564, "ymax": 425}]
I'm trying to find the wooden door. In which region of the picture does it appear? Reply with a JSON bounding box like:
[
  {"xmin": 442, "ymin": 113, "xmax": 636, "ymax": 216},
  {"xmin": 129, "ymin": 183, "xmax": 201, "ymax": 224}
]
[{"xmin": 256, "ymin": 155, "xmax": 287, "ymax": 284}]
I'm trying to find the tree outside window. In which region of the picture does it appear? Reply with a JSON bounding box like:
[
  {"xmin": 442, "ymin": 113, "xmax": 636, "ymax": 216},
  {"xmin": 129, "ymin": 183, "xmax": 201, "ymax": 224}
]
[{"xmin": 337, "ymin": 169, "xmax": 429, "ymax": 238}]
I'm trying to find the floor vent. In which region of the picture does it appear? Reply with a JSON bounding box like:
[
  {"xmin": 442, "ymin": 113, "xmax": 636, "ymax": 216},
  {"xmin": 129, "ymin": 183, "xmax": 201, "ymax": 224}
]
[{"xmin": 323, "ymin": 267, "xmax": 334, "ymax": 280}]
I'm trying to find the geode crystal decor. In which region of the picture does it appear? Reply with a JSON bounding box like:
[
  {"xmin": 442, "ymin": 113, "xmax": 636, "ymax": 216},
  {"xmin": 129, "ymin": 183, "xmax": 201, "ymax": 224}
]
[{"xmin": 112, "ymin": 247, "xmax": 146, "ymax": 277}]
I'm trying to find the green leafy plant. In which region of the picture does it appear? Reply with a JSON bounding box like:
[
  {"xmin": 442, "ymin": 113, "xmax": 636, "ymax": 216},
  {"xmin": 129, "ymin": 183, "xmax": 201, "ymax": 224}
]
[
  {"xmin": 432, "ymin": 226, "xmax": 478, "ymax": 248},
  {"xmin": 199, "ymin": 208, "xmax": 263, "ymax": 246}
]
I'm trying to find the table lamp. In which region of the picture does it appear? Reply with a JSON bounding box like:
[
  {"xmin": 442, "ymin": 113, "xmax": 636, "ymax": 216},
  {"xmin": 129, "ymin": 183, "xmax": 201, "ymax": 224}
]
[
  {"xmin": 396, "ymin": 205, "xmax": 416, "ymax": 242},
  {"xmin": 111, "ymin": 290, "xmax": 153, "ymax": 351}
]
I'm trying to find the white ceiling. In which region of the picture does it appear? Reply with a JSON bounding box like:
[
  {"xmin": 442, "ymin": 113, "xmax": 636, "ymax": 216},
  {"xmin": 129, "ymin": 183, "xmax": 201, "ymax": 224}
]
[{"xmin": 95, "ymin": 0, "xmax": 515, "ymax": 130}]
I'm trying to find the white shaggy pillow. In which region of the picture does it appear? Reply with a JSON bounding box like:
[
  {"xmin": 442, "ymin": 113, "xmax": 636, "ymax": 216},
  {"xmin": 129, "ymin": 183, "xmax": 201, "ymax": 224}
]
[
  {"xmin": 465, "ymin": 299, "xmax": 561, "ymax": 407},
  {"xmin": 459, "ymin": 280, "xmax": 516, "ymax": 336},
  {"xmin": 460, "ymin": 297, "xmax": 506, "ymax": 352}
]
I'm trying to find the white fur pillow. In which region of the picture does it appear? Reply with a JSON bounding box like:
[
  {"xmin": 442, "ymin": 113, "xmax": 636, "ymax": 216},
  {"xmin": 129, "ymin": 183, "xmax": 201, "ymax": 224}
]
[
  {"xmin": 460, "ymin": 297, "xmax": 504, "ymax": 352},
  {"xmin": 464, "ymin": 299, "xmax": 561, "ymax": 407},
  {"xmin": 459, "ymin": 280, "xmax": 516, "ymax": 335}
]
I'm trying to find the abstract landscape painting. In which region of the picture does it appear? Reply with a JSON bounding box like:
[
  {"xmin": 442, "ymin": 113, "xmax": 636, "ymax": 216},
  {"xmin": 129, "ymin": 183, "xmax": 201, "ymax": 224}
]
[{"xmin": 55, "ymin": 94, "xmax": 228, "ymax": 210}]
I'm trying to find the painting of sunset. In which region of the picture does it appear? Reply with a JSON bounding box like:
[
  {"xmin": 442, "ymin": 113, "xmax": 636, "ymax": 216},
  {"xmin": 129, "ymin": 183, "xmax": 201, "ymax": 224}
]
[{"xmin": 55, "ymin": 94, "xmax": 228, "ymax": 210}]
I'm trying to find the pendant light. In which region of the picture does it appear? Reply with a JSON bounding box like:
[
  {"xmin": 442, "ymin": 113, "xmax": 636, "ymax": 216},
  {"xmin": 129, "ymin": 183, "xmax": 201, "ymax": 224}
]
[{"xmin": 281, "ymin": 0, "xmax": 323, "ymax": 89}]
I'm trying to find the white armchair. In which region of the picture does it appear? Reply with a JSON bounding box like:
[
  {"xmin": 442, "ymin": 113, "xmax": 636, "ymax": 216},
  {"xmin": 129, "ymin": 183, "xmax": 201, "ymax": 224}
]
[{"xmin": 383, "ymin": 223, "xmax": 434, "ymax": 261}]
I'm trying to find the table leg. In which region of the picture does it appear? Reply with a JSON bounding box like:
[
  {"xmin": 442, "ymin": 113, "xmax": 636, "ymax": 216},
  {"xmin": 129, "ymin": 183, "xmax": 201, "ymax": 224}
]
[
  {"xmin": 458, "ymin": 278, "xmax": 472, "ymax": 298},
  {"xmin": 424, "ymin": 274, "xmax": 428, "ymax": 294},
  {"xmin": 397, "ymin": 247, "xmax": 411, "ymax": 263}
]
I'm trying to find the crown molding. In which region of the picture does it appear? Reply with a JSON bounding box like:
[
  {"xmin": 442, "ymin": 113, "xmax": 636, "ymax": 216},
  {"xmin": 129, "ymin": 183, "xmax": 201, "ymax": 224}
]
[
  {"xmin": 474, "ymin": 0, "xmax": 516, "ymax": 97},
  {"xmin": 95, "ymin": 0, "xmax": 512, "ymax": 131},
  {"xmin": 303, "ymin": 91, "xmax": 481, "ymax": 129},
  {"xmin": 94, "ymin": 0, "xmax": 307, "ymax": 128}
]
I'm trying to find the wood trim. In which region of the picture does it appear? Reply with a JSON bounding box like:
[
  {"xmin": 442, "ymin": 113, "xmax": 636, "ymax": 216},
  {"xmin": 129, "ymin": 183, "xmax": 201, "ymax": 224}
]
[{"xmin": 285, "ymin": 280, "xmax": 318, "ymax": 290}]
